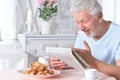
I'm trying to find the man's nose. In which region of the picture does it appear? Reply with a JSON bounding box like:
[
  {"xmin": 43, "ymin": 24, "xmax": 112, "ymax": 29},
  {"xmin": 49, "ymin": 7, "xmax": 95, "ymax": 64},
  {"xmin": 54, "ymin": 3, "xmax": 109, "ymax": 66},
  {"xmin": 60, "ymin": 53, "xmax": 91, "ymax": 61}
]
[{"xmin": 79, "ymin": 23, "xmax": 86, "ymax": 31}]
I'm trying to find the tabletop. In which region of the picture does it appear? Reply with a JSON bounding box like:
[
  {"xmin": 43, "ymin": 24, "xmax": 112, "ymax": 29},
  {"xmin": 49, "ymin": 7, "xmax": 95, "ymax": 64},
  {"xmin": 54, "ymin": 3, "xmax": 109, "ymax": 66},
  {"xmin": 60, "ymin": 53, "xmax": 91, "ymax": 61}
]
[{"xmin": 0, "ymin": 69, "xmax": 116, "ymax": 80}]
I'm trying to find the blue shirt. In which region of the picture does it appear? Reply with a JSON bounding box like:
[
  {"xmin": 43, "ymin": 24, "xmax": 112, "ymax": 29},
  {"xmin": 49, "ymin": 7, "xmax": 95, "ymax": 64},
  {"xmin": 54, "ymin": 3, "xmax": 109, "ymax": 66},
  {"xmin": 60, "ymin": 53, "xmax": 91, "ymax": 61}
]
[{"xmin": 74, "ymin": 22, "xmax": 120, "ymax": 65}]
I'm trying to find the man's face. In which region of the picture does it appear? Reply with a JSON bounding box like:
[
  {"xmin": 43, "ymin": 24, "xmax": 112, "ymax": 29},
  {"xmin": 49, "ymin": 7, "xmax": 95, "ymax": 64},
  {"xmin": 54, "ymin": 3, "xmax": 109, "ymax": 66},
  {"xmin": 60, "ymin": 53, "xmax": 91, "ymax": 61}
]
[{"xmin": 73, "ymin": 10, "xmax": 100, "ymax": 38}]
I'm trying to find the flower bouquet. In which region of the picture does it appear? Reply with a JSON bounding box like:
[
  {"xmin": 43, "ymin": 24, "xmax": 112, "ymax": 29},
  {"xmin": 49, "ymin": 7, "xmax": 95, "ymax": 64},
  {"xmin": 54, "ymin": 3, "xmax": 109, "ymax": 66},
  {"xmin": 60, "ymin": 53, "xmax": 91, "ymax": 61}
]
[
  {"xmin": 38, "ymin": 0, "xmax": 58, "ymax": 21},
  {"xmin": 37, "ymin": 0, "xmax": 58, "ymax": 34}
]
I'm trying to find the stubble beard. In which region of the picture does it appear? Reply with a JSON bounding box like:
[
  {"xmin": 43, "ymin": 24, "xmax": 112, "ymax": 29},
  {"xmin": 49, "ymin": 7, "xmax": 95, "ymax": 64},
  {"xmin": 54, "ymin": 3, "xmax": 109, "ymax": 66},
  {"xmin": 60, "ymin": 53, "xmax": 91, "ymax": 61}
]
[{"xmin": 87, "ymin": 31, "xmax": 96, "ymax": 38}]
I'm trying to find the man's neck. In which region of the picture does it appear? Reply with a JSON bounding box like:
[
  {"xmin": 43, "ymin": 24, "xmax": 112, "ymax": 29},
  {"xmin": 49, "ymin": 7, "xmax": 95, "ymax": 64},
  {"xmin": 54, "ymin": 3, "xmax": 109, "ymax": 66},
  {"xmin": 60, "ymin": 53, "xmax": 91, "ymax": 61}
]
[{"xmin": 93, "ymin": 21, "xmax": 110, "ymax": 41}]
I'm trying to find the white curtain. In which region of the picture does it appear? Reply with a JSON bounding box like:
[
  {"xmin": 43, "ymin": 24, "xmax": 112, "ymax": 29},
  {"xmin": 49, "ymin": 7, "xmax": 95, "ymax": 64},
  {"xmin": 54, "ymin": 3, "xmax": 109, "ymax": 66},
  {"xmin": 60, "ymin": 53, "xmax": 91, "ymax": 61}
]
[{"xmin": 0, "ymin": 0, "xmax": 17, "ymax": 42}]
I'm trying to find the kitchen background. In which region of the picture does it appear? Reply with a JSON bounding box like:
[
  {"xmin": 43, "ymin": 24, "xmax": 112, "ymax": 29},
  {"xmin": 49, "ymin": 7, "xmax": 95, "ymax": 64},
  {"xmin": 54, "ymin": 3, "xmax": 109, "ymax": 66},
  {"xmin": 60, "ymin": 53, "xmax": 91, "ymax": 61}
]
[{"xmin": 0, "ymin": 0, "xmax": 120, "ymax": 70}]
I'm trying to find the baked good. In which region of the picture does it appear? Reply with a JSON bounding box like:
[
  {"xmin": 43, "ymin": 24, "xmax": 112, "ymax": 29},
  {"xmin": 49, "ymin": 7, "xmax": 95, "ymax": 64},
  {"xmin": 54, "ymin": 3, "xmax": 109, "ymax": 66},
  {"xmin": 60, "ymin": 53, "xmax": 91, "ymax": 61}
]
[{"xmin": 25, "ymin": 61, "xmax": 54, "ymax": 75}]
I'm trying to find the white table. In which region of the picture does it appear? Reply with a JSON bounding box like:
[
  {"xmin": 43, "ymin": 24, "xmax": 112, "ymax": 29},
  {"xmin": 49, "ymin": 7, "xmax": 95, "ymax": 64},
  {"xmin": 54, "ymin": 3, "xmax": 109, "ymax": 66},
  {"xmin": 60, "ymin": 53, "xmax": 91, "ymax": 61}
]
[{"xmin": 0, "ymin": 69, "xmax": 116, "ymax": 80}]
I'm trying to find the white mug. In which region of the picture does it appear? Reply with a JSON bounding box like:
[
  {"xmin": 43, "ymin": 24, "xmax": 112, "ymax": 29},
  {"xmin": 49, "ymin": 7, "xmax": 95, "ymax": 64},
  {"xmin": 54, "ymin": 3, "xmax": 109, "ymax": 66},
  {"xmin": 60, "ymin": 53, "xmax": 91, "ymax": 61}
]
[{"xmin": 84, "ymin": 68, "xmax": 101, "ymax": 80}]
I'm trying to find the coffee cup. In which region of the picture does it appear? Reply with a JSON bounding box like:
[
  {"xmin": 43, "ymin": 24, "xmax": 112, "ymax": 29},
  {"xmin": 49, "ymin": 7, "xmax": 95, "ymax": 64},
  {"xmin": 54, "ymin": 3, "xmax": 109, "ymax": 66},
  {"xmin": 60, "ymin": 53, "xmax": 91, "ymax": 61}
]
[{"xmin": 84, "ymin": 68, "xmax": 101, "ymax": 80}]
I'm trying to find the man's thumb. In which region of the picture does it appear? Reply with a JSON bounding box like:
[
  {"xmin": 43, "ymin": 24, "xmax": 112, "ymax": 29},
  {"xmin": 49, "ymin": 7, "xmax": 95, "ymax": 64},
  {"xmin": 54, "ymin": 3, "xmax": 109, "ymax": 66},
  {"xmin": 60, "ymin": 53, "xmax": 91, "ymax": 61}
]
[{"xmin": 83, "ymin": 40, "xmax": 90, "ymax": 51}]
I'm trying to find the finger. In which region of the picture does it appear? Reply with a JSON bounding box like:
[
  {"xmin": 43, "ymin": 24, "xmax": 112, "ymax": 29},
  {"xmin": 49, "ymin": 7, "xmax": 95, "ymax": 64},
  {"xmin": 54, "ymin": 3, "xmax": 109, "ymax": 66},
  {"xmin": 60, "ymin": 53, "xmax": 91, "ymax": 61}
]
[
  {"xmin": 51, "ymin": 60, "xmax": 63, "ymax": 64},
  {"xmin": 50, "ymin": 57, "xmax": 60, "ymax": 61},
  {"xmin": 51, "ymin": 62, "xmax": 66, "ymax": 69},
  {"xmin": 50, "ymin": 59, "xmax": 64, "ymax": 66},
  {"xmin": 52, "ymin": 63, "xmax": 65, "ymax": 68},
  {"xmin": 72, "ymin": 48, "xmax": 82, "ymax": 54},
  {"xmin": 83, "ymin": 40, "xmax": 91, "ymax": 51}
]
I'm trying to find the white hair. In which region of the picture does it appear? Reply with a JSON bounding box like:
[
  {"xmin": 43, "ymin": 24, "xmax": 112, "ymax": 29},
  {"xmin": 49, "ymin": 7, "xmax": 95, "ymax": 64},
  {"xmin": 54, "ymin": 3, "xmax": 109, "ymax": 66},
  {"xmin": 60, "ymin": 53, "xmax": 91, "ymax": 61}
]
[{"xmin": 70, "ymin": 0, "xmax": 102, "ymax": 16}]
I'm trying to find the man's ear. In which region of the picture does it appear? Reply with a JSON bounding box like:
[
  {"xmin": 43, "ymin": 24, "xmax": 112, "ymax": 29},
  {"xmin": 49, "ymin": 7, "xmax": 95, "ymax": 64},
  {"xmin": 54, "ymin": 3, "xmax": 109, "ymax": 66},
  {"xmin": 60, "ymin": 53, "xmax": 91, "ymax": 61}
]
[{"xmin": 98, "ymin": 12, "xmax": 103, "ymax": 23}]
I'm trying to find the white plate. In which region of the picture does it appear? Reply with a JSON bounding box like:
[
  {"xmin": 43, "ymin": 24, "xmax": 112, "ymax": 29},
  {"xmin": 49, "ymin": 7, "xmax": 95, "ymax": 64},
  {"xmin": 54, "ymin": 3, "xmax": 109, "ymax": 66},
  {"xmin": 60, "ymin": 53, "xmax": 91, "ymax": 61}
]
[{"xmin": 18, "ymin": 69, "xmax": 61, "ymax": 79}]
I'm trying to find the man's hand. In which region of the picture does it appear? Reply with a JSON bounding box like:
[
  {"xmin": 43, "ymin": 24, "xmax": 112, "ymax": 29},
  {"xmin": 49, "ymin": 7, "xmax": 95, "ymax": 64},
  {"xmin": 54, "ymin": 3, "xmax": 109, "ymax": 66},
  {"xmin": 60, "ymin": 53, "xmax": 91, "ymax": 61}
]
[
  {"xmin": 50, "ymin": 57, "xmax": 67, "ymax": 70},
  {"xmin": 72, "ymin": 40, "xmax": 97, "ymax": 67}
]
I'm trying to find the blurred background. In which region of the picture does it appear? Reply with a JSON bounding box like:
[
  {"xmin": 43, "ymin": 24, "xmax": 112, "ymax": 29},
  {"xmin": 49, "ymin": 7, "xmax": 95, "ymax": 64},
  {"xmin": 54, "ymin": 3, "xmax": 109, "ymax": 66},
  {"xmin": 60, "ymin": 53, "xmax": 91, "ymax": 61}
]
[{"xmin": 0, "ymin": 0, "xmax": 120, "ymax": 70}]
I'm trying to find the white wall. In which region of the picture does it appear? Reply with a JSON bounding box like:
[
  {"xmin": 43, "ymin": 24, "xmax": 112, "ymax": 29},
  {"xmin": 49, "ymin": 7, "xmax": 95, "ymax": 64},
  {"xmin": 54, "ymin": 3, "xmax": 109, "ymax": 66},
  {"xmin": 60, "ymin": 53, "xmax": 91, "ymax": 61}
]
[{"xmin": 101, "ymin": 0, "xmax": 120, "ymax": 25}]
